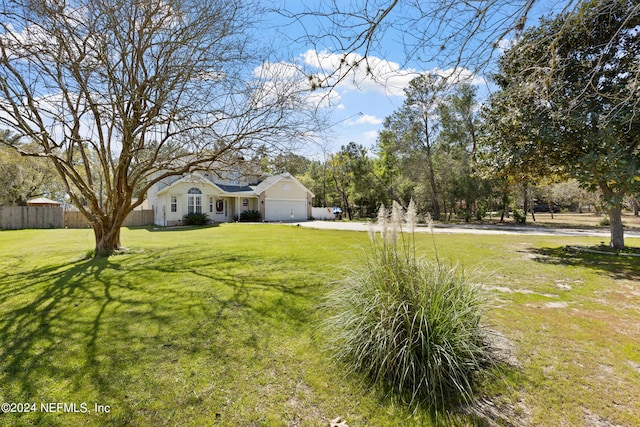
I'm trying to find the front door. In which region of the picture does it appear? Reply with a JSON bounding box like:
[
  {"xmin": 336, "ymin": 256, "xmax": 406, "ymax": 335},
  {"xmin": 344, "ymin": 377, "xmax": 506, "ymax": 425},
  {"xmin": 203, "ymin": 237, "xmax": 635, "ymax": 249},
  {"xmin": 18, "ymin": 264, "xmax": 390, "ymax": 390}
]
[{"xmin": 215, "ymin": 198, "xmax": 239, "ymax": 222}]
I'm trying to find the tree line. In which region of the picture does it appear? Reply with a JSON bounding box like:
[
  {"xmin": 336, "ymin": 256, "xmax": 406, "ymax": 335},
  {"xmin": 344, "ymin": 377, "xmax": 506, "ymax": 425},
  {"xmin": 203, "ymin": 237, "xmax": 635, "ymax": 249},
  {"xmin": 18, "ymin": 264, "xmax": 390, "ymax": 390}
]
[{"xmin": 265, "ymin": 67, "xmax": 637, "ymax": 227}]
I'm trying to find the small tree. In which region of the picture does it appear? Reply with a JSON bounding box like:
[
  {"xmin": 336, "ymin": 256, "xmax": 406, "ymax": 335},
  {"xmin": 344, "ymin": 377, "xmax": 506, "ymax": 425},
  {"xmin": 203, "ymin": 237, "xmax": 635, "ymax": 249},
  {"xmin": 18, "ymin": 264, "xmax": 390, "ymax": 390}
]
[
  {"xmin": 327, "ymin": 142, "xmax": 383, "ymax": 219},
  {"xmin": 376, "ymin": 74, "xmax": 450, "ymax": 220},
  {"xmin": 437, "ymin": 84, "xmax": 492, "ymax": 221},
  {"xmin": 0, "ymin": 0, "xmax": 318, "ymax": 255},
  {"xmin": 0, "ymin": 131, "xmax": 65, "ymax": 205}
]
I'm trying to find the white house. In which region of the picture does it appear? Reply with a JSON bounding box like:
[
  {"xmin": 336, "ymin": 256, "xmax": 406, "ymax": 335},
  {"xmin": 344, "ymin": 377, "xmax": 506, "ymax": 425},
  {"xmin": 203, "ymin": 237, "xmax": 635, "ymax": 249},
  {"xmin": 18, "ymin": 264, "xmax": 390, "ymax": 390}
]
[{"xmin": 148, "ymin": 168, "xmax": 314, "ymax": 226}]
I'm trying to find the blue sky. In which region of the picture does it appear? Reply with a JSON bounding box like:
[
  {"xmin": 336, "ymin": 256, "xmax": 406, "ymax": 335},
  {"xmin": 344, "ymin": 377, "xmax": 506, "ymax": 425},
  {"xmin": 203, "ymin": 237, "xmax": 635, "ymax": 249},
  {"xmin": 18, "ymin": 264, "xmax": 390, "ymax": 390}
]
[{"xmin": 264, "ymin": 0, "xmax": 570, "ymax": 157}]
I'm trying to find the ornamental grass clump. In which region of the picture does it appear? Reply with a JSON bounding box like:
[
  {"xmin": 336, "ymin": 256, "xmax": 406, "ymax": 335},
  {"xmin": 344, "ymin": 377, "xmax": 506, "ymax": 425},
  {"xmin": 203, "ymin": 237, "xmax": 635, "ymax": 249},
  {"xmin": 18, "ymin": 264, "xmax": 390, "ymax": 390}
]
[{"xmin": 324, "ymin": 201, "xmax": 493, "ymax": 410}]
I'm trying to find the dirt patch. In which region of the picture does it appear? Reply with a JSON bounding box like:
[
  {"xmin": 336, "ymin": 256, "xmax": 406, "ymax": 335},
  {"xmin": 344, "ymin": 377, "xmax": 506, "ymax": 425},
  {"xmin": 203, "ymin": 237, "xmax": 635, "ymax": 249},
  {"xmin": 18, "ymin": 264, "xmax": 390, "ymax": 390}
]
[
  {"xmin": 483, "ymin": 285, "xmax": 558, "ymax": 299},
  {"xmin": 285, "ymin": 381, "xmax": 323, "ymax": 426},
  {"xmin": 627, "ymin": 360, "xmax": 640, "ymax": 374},
  {"xmin": 583, "ymin": 409, "xmax": 625, "ymax": 427},
  {"xmin": 485, "ymin": 329, "xmax": 521, "ymax": 368},
  {"xmin": 544, "ymin": 302, "xmax": 569, "ymax": 309},
  {"xmin": 463, "ymin": 330, "xmax": 532, "ymax": 426},
  {"xmin": 554, "ymin": 279, "xmax": 577, "ymax": 290},
  {"xmin": 465, "ymin": 397, "xmax": 531, "ymax": 427}
]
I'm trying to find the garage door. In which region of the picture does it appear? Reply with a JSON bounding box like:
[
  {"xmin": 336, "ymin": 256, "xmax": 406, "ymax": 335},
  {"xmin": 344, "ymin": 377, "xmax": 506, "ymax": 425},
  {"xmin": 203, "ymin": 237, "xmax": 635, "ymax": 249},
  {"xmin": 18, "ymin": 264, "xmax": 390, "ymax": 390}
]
[{"xmin": 265, "ymin": 200, "xmax": 307, "ymax": 222}]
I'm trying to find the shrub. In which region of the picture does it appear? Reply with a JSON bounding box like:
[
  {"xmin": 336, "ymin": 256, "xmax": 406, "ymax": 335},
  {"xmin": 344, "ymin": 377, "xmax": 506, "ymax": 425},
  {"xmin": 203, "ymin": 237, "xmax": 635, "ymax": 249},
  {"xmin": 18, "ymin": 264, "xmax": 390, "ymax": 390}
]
[
  {"xmin": 323, "ymin": 201, "xmax": 493, "ymax": 410},
  {"xmin": 183, "ymin": 212, "xmax": 209, "ymax": 225},
  {"xmin": 512, "ymin": 207, "xmax": 526, "ymax": 224},
  {"xmin": 239, "ymin": 210, "xmax": 261, "ymax": 222}
]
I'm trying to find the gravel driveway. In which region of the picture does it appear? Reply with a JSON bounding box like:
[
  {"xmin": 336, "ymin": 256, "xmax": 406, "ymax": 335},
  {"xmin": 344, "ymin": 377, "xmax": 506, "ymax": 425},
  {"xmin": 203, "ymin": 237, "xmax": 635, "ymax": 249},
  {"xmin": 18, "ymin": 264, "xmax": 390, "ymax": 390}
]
[{"xmin": 289, "ymin": 220, "xmax": 640, "ymax": 238}]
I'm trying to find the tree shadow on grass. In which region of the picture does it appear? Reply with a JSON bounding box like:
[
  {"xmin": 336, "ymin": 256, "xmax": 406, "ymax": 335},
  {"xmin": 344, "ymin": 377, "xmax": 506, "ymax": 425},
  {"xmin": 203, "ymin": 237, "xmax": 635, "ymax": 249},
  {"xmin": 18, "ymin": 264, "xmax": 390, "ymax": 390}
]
[
  {"xmin": 0, "ymin": 257, "xmax": 167, "ymax": 413},
  {"xmin": 0, "ymin": 257, "xmax": 123, "ymax": 423},
  {"xmin": 529, "ymin": 245, "xmax": 640, "ymax": 280},
  {"xmin": 0, "ymin": 250, "xmax": 322, "ymax": 425}
]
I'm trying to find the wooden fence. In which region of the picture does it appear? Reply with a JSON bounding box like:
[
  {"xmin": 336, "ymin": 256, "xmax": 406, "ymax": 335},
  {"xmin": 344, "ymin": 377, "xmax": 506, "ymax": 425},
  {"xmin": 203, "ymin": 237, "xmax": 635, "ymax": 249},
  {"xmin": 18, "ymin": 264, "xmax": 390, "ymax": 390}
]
[
  {"xmin": 0, "ymin": 206, "xmax": 64, "ymax": 229},
  {"xmin": 63, "ymin": 209, "xmax": 154, "ymax": 228},
  {"xmin": 0, "ymin": 206, "xmax": 154, "ymax": 230}
]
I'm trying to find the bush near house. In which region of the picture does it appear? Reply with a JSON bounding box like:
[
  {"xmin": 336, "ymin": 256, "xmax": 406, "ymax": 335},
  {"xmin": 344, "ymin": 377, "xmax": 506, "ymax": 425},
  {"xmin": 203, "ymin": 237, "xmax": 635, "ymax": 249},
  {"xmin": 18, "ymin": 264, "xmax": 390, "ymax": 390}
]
[
  {"xmin": 182, "ymin": 212, "xmax": 209, "ymax": 225},
  {"xmin": 239, "ymin": 210, "xmax": 261, "ymax": 222}
]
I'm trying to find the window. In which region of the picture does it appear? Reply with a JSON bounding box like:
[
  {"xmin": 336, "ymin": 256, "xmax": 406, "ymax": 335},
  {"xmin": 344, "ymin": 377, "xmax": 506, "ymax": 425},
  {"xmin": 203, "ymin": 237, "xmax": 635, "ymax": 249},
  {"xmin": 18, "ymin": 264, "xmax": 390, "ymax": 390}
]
[
  {"xmin": 170, "ymin": 196, "xmax": 177, "ymax": 213},
  {"xmin": 187, "ymin": 188, "xmax": 202, "ymax": 214},
  {"xmin": 229, "ymin": 168, "xmax": 241, "ymax": 184},
  {"xmin": 209, "ymin": 197, "xmax": 214, "ymax": 213}
]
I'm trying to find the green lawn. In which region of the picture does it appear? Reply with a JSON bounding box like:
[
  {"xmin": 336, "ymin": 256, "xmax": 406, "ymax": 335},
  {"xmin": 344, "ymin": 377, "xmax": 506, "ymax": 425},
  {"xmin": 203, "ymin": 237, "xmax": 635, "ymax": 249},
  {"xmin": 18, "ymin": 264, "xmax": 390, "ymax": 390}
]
[{"xmin": 1, "ymin": 225, "xmax": 639, "ymax": 426}]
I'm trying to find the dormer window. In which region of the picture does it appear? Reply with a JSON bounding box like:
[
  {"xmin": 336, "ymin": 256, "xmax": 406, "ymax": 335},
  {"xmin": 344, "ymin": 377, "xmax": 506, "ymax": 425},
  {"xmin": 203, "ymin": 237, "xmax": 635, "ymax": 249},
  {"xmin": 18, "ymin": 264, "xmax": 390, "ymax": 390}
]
[{"xmin": 229, "ymin": 170, "xmax": 240, "ymax": 185}]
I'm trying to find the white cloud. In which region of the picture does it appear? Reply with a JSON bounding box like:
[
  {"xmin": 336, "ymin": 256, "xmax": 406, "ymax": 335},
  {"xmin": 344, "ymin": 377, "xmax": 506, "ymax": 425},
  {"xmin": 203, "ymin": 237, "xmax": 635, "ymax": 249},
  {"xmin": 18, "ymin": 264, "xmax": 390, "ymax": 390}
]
[
  {"xmin": 357, "ymin": 114, "xmax": 383, "ymax": 125},
  {"xmin": 301, "ymin": 49, "xmax": 419, "ymax": 97},
  {"xmin": 252, "ymin": 60, "xmax": 341, "ymax": 110},
  {"xmin": 432, "ymin": 67, "xmax": 487, "ymax": 86},
  {"xmin": 253, "ymin": 61, "xmax": 304, "ymax": 81},
  {"xmin": 497, "ymin": 38, "xmax": 517, "ymax": 54},
  {"xmin": 345, "ymin": 114, "xmax": 383, "ymax": 126},
  {"xmin": 300, "ymin": 49, "xmax": 487, "ymax": 97},
  {"xmin": 362, "ymin": 130, "xmax": 380, "ymax": 142}
]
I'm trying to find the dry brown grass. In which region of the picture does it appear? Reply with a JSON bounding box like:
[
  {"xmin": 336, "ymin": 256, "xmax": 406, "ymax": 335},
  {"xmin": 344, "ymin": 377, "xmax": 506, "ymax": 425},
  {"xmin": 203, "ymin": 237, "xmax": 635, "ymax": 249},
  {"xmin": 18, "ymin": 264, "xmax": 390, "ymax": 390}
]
[{"xmin": 517, "ymin": 212, "xmax": 640, "ymax": 229}]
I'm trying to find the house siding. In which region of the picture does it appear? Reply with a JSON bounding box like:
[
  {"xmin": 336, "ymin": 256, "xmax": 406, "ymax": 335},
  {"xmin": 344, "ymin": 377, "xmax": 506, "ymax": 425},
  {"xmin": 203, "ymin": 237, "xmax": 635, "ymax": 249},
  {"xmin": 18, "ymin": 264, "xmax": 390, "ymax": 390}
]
[
  {"xmin": 151, "ymin": 171, "xmax": 312, "ymax": 225},
  {"xmin": 262, "ymin": 179, "xmax": 311, "ymax": 221},
  {"xmin": 155, "ymin": 182, "xmax": 224, "ymax": 225},
  {"xmin": 264, "ymin": 180, "xmax": 307, "ymax": 200}
]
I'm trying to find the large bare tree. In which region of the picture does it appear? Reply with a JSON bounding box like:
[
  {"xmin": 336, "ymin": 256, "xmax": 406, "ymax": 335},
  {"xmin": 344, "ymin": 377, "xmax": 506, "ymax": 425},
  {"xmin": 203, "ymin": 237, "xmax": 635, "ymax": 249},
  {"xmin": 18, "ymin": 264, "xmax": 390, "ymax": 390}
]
[{"xmin": 0, "ymin": 0, "xmax": 318, "ymax": 255}]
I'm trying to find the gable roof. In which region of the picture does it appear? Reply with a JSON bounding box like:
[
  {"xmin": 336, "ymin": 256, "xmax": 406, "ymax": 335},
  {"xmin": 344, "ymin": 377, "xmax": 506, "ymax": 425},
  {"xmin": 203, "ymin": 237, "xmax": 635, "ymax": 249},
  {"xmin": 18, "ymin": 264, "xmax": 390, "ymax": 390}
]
[
  {"xmin": 154, "ymin": 171, "xmax": 313, "ymax": 198},
  {"xmin": 155, "ymin": 172, "xmax": 256, "ymax": 197},
  {"xmin": 155, "ymin": 173, "xmax": 211, "ymax": 196},
  {"xmin": 252, "ymin": 172, "xmax": 314, "ymax": 197}
]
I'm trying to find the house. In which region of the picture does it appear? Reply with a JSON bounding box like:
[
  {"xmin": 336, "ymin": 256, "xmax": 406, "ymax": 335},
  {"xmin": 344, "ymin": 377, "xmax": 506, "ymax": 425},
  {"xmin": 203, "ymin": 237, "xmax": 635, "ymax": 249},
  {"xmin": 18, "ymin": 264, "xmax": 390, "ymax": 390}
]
[{"xmin": 148, "ymin": 168, "xmax": 314, "ymax": 226}]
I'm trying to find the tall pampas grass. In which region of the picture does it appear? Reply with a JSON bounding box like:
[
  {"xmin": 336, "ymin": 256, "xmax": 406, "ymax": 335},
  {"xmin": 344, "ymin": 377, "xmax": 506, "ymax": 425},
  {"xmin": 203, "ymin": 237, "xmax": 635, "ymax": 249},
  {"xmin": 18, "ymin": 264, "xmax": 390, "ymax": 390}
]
[{"xmin": 323, "ymin": 202, "xmax": 493, "ymax": 411}]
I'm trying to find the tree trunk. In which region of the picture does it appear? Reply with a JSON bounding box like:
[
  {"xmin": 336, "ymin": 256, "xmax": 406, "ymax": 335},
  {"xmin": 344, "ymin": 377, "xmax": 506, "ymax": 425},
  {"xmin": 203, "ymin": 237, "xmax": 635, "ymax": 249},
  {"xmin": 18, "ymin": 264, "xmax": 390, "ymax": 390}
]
[
  {"xmin": 422, "ymin": 113, "xmax": 440, "ymax": 221},
  {"xmin": 426, "ymin": 159, "xmax": 440, "ymax": 220},
  {"xmin": 608, "ymin": 204, "xmax": 625, "ymax": 249},
  {"xmin": 93, "ymin": 217, "xmax": 125, "ymax": 256},
  {"xmin": 522, "ymin": 184, "xmax": 530, "ymax": 224},
  {"xmin": 90, "ymin": 195, "xmax": 132, "ymax": 256},
  {"xmin": 338, "ymin": 189, "xmax": 351, "ymax": 220},
  {"xmin": 501, "ymin": 190, "xmax": 510, "ymax": 221}
]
